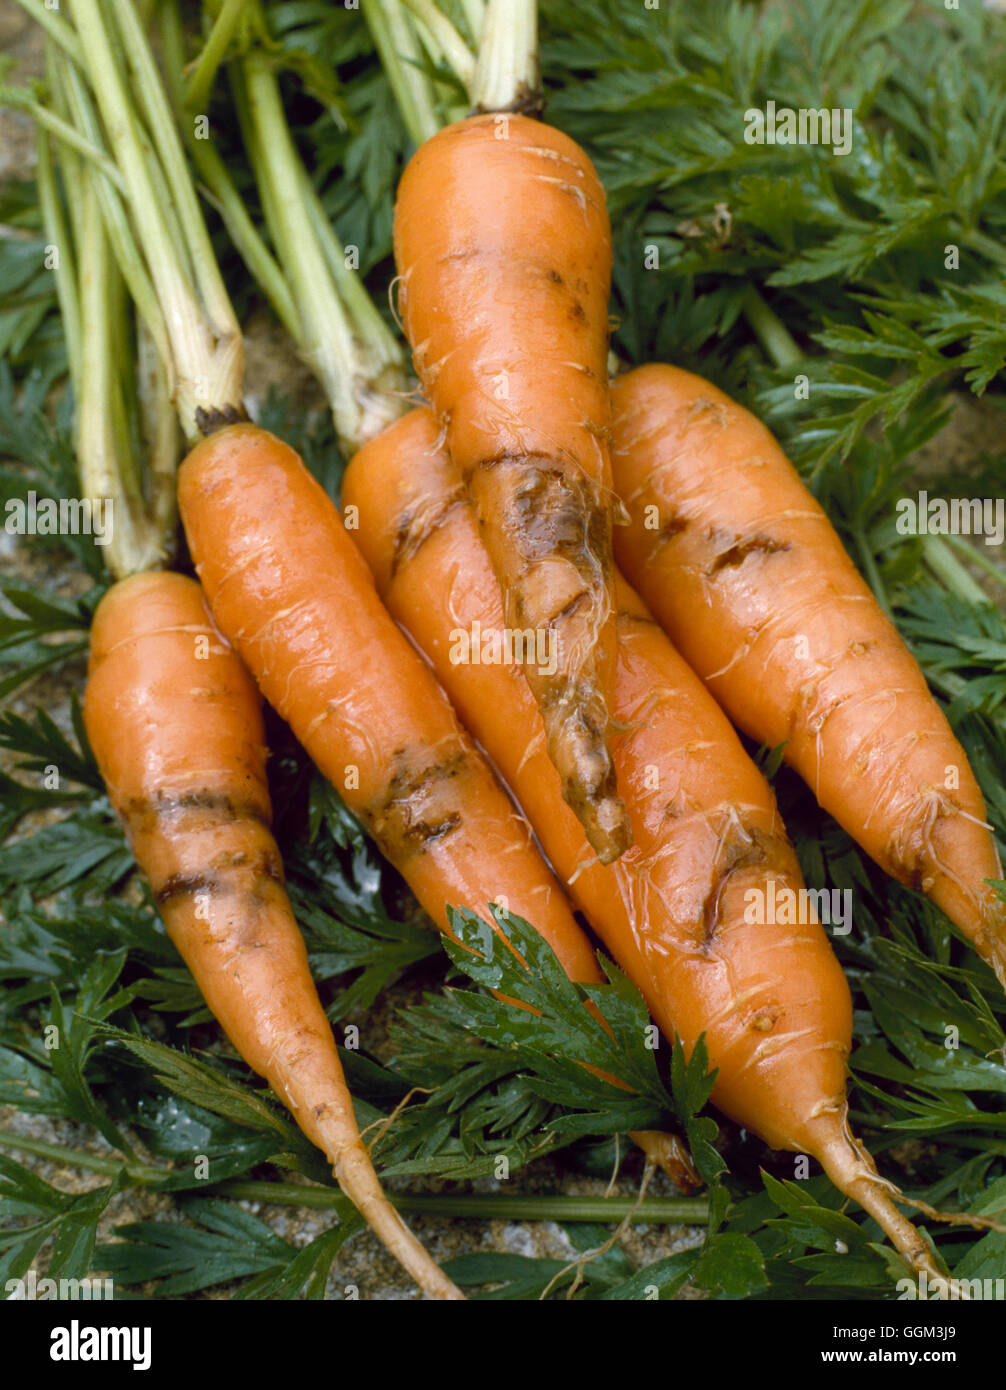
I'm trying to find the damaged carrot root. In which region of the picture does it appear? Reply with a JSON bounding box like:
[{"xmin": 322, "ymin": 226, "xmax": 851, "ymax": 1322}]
[
  {"xmin": 393, "ymin": 112, "xmax": 630, "ymax": 864},
  {"xmin": 817, "ymin": 1118, "xmax": 961, "ymax": 1297},
  {"xmin": 84, "ymin": 571, "xmax": 462, "ymax": 1301},
  {"xmin": 609, "ymin": 364, "xmax": 1006, "ymax": 985}
]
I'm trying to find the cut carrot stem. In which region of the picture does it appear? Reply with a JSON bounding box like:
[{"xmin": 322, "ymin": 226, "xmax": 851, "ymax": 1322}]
[
  {"xmin": 234, "ymin": 45, "xmax": 405, "ymax": 453},
  {"xmin": 360, "ymin": 0, "xmax": 441, "ymax": 146},
  {"xmin": 73, "ymin": 0, "xmax": 244, "ymax": 441},
  {"xmin": 402, "ymin": 0, "xmax": 476, "ymax": 91},
  {"xmin": 470, "ymin": 0, "xmax": 538, "ymax": 112},
  {"xmin": 184, "ymin": 0, "xmax": 249, "ymax": 114}
]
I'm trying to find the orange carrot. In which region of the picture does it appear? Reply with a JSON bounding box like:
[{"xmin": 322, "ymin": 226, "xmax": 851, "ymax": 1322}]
[
  {"xmin": 608, "ymin": 364, "xmax": 1006, "ymax": 985},
  {"xmin": 177, "ymin": 422, "xmax": 599, "ymax": 987},
  {"xmin": 83, "ymin": 571, "xmax": 461, "ymax": 1300},
  {"xmin": 393, "ymin": 111, "xmax": 629, "ymax": 865},
  {"xmin": 343, "ymin": 408, "xmax": 949, "ymax": 1286}
]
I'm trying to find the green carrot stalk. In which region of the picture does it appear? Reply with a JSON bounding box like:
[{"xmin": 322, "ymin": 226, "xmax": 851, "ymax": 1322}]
[
  {"xmin": 36, "ymin": 43, "xmax": 178, "ymax": 578},
  {"xmin": 72, "ymin": 0, "xmax": 244, "ymax": 443},
  {"xmin": 359, "ymin": 0, "xmax": 441, "ymax": 146},
  {"xmin": 231, "ymin": 45, "xmax": 407, "ymax": 452},
  {"xmin": 167, "ymin": 0, "xmax": 409, "ymax": 454}
]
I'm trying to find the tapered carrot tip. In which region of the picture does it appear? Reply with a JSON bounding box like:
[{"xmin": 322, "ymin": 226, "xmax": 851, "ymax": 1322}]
[
  {"xmin": 815, "ymin": 1117, "xmax": 962, "ymax": 1298},
  {"xmin": 325, "ymin": 1139, "xmax": 463, "ymax": 1300},
  {"xmin": 628, "ymin": 1130, "xmax": 702, "ymax": 1193},
  {"xmin": 87, "ymin": 571, "xmax": 462, "ymax": 1302}
]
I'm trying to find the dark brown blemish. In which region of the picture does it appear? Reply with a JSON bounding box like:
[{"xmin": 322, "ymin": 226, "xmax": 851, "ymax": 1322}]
[
  {"xmin": 195, "ymin": 402, "xmax": 250, "ymax": 437},
  {"xmin": 155, "ymin": 848, "xmax": 284, "ymax": 908},
  {"xmin": 156, "ymin": 872, "xmax": 218, "ymax": 907},
  {"xmin": 364, "ymin": 749, "xmax": 469, "ymax": 855},
  {"xmin": 654, "ymin": 513, "xmax": 689, "ymax": 547},
  {"xmin": 507, "ymin": 462, "xmax": 606, "ymax": 566},
  {"xmin": 260, "ymin": 850, "xmax": 284, "ymax": 884},
  {"xmin": 403, "ymin": 811, "xmax": 461, "ymax": 844},
  {"xmin": 707, "ymin": 533, "xmax": 790, "ymax": 576},
  {"xmin": 125, "ymin": 789, "xmax": 270, "ymax": 830},
  {"xmin": 471, "ymin": 449, "xmax": 529, "ymax": 476},
  {"xmin": 470, "ymin": 82, "xmax": 546, "ymax": 120},
  {"xmin": 390, "ymin": 483, "xmax": 467, "ymax": 577},
  {"xmin": 700, "ymin": 822, "xmax": 779, "ymax": 950}
]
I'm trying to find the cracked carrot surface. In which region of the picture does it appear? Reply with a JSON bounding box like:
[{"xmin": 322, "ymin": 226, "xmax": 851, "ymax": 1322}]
[
  {"xmin": 177, "ymin": 422, "xmax": 598, "ymax": 986},
  {"xmin": 609, "ymin": 364, "xmax": 1005, "ymax": 984}
]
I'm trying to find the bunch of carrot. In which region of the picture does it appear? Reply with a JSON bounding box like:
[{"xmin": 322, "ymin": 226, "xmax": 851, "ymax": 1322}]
[{"xmin": 24, "ymin": 0, "xmax": 1004, "ymax": 1298}]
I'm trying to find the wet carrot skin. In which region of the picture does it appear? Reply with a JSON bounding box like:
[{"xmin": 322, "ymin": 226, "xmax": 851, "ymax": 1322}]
[
  {"xmin": 345, "ymin": 410, "xmax": 854, "ymax": 1158},
  {"xmin": 177, "ymin": 423, "xmax": 599, "ymax": 987},
  {"xmin": 394, "ymin": 113, "xmax": 629, "ymax": 864},
  {"xmin": 84, "ymin": 573, "xmax": 371, "ymax": 1153},
  {"xmin": 395, "ymin": 114, "xmax": 614, "ymax": 471},
  {"xmin": 85, "ymin": 571, "xmax": 465, "ymax": 1300},
  {"xmin": 609, "ymin": 364, "xmax": 1005, "ymax": 978}
]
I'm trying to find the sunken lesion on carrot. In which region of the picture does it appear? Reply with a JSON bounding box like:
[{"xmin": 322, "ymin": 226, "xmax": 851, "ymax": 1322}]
[{"xmin": 362, "ymin": 747, "xmax": 470, "ymax": 856}]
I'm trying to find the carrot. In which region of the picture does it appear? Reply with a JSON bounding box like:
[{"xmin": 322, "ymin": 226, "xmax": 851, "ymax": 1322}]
[
  {"xmin": 177, "ymin": 422, "xmax": 600, "ymax": 987},
  {"xmin": 343, "ymin": 407, "xmax": 951, "ymax": 1287},
  {"xmin": 83, "ymin": 570, "xmax": 462, "ymax": 1300},
  {"xmin": 393, "ymin": 110, "xmax": 630, "ymax": 865},
  {"xmin": 608, "ymin": 364, "xmax": 1006, "ymax": 986}
]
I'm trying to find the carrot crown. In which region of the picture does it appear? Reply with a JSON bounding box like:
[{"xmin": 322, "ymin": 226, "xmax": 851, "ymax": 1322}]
[{"xmin": 363, "ymin": 0, "xmax": 540, "ymax": 126}]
